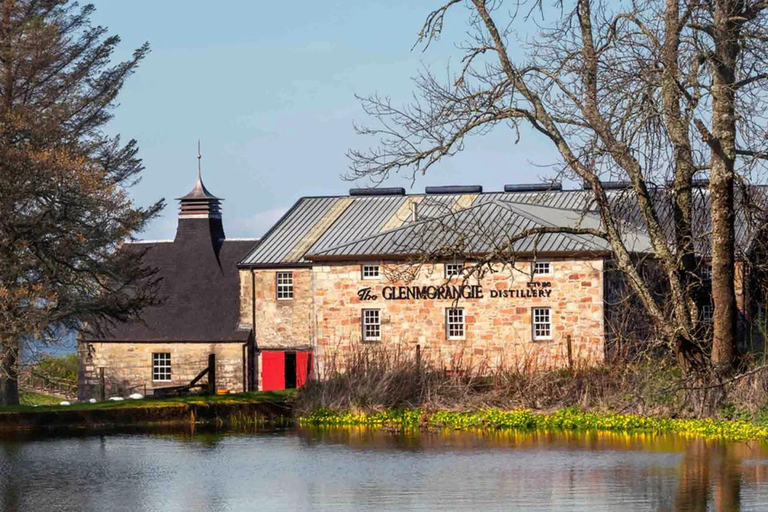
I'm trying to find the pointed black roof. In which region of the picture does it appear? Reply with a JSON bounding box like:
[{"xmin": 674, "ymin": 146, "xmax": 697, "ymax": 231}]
[
  {"xmin": 177, "ymin": 172, "xmax": 222, "ymax": 218},
  {"xmin": 84, "ymin": 169, "xmax": 260, "ymax": 342}
]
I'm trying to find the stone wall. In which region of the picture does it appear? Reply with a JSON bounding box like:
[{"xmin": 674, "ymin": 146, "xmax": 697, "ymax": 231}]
[
  {"xmin": 78, "ymin": 341, "xmax": 244, "ymax": 400},
  {"xmin": 311, "ymin": 260, "xmax": 605, "ymax": 374},
  {"xmin": 240, "ymin": 268, "xmax": 313, "ymax": 350}
]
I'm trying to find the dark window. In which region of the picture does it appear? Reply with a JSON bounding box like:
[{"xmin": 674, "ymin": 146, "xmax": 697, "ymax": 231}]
[
  {"xmin": 532, "ymin": 307, "xmax": 552, "ymax": 340},
  {"xmin": 276, "ymin": 271, "xmax": 294, "ymax": 300},
  {"xmin": 152, "ymin": 353, "xmax": 171, "ymax": 382},
  {"xmin": 362, "ymin": 309, "xmax": 381, "ymax": 341},
  {"xmin": 445, "ymin": 262, "xmax": 464, "ymax": 278},
  {"xmin": 362, "ymin": 264, "xmax": 380, "ymax": 280},
  {"xmin": 446, "ymin": 308, "xmax": 465, "ymax": 340}
]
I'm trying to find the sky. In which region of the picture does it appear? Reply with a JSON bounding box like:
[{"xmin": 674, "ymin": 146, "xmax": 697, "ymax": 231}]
[{"xmin": 90, "ymin": 1, "xmax": 560, "ymax": 241}]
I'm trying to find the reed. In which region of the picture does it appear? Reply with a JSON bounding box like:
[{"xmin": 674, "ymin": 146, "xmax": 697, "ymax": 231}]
[{"xmin": 296, "ymin": 344, "xmax": 768, "ymax": 423}]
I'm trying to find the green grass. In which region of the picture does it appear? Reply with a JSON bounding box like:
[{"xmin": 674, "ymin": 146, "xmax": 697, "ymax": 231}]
[
  {"xmin": 0, "ymin": 390, "xmax": 296, "ymax": 414},
  {"xmin": 299, "ymin": 406, "xmax": 768, "ymax": 442},
  {"xmin": 19, "ymin": 392, "xmax": 62, "ymax": 406}
]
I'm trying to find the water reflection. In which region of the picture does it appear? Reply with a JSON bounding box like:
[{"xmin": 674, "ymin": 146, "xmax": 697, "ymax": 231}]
[{"xmin": 1, "ymin": 426, "xmax": 767, "ymax": 511}]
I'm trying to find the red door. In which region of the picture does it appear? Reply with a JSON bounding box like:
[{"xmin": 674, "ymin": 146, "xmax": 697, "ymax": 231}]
[
  {"xmin": 296, "ymin": 352, "xmax": 313, "ymax": 387},
  {"xmin": 261, "ymin": 351, "xmax": 285, "ymax": 391}
]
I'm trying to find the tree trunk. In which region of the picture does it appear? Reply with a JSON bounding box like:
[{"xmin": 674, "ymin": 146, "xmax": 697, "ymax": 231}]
[
  {"xmin": 1, "ymin": 339, "xmax": 19, "ymax": 406},
  {"xmin": 709, "ymin": 0, "xmax": 740, "ymax": 370}
]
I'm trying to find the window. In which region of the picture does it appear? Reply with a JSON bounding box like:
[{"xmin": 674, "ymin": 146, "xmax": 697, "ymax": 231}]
[
  {"xmin": 701, "ymin": 265, "xmax": 713, "ymax": 281},
  {"xmin": 362, "ymin": 309, "xmax": 381, "ymax": 341},
  {"xmin": 445, "ymin": 262, "xmax": 464, "ymax": 278},
  {"xmin": 362, "ymin": 264, "xmax": 380, "ymax": 280},
  {"xmin": 276, "ymin": 272, "xmax": 294, "ymax": 300},
  {"xmin": 533, "ymin": 261, "xmax": 551, "ymax": 275},
  {"xmin": 532, "ymin": 307, "xmax": 552, "ymax": 340},
  {"xmin": 701, "ymin": 305, "xmax": 714, "ymax": 323},
  {"xmin": 446, "ymin": 308, "xmax": 465, "ymax": 340},
  {"xmin": 152, "ymin": 353, "xmax": 171, "ymax": 382}
]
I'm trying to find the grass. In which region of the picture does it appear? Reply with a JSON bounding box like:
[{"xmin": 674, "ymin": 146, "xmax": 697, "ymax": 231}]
[
  {"xmin": 0, "ymin": 390, "xmax": 296, "ymax": 414},
  {"xmin": 19, "ymin": 391, "xmax": 62, "ymax": 406},
  {"xmin": 299, "ymin": 406, "xmax": 768, "ymax": 442}
]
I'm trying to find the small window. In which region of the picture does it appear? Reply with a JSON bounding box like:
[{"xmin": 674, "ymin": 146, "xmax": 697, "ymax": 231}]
[
  {"xmin": 445, "ymin": 262, "xmax": 464, "ymax": 278},
  {"xmin": 152, "ymin": 353, "xmax": 171, "ymax": 382},
  {"xmin": 701, "ymin": 265, "xmax": 712, "ymax": 281},
  {"xmin": 362, "ymin": 264, "xmax": 380, "ymax": 280},
  {"xmin": 533, "ymin": 261, "xmax": 551, "ymax": 275},
  {"xmin": 362, "ymin": 309, "xmax": 381, "ymax": 341},
  {"xmin": 446, "ymin": 308, "xmax": 465, "ymax": 340},
  {"xmin": 701, "ymin": 305, "xmax": 713, "ymax": 323},
  {"xmin": 532, "ymin": 307, "xmax": 552, "ymax": 340},
  {"xmin": 276, "ymin": 272, "xmax": 294, "ymax": 300}
]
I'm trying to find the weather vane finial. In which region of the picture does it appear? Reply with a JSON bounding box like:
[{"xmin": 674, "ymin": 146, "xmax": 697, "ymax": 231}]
[{"xmin": 197, "ymin": 139, "xmax": 202, "ymax": 180}]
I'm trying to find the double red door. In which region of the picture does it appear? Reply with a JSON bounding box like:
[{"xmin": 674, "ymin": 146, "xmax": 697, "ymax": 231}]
[{"xmin": 261, "ymin": 351, "xmax": 312, "ymax": 391}]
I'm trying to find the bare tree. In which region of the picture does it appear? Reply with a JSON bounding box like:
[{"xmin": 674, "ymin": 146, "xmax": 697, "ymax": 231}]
[{"xmin": 349, "ymin": 0, "xmax": 768, "ymax": 372}]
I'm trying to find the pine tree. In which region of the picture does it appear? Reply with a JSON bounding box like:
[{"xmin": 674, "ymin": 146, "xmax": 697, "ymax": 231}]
[{"xmin": 0, "ymin": 0, "xmax": 163, "ymax": 405}]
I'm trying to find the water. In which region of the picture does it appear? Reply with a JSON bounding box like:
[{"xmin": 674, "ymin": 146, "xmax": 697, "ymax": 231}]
[{"xmin": 1, "ymin": 426, "xmax": 767, "ymax": 511}]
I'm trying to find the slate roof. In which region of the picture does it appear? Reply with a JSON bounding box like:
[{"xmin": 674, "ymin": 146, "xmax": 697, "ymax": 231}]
[
  {"xmin": 81, "ymin": 172, "xmax": 261, "ymax": 344},
  {"xmin": 240, "ymin": 185, "xmax": 768, "ymax": 267},
  {"xmin": 84, "ymin": 227, "xmax": 257, "ymax": 342}
]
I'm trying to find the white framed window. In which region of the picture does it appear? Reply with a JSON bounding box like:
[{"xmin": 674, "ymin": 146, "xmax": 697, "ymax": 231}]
[
  {"xmin": 532, "ymin": 307, "xmax": 552, "ymax": 340},
  {"xmin": 701, "ymin": 265, "xmax": 713, "ymax": 281},
  {"xmin": 446, "ymin": 308, "xmax": 465, "ymax": 340},
  {"xmin": 362, "ymin": 309, "xmax": 381, "ymax": 341},
  {"xmin": 276, "ymin": 271, "xmax": 294, "ymax": 300},
  {"xmin": 152, "ymin": 353, "xmax": 171, "ymax": 382},
  {"xmin": 445, "ymin": 262, "xmax": 464, "ymax": 278},
  {"xmin": 701, "ymin": 305, "xmax": 713, "ymax": 323},
  {"xmin": 361, "ymin": 264, "xmax": 380, "ymax": 280},
  {"xmin": 533, "ymin": 261, "xmax": 552, "ymax": 275}
]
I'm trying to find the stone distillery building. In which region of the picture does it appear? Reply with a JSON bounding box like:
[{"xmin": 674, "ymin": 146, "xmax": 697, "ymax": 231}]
[{"xmin": 79, "ymin": 176, "xmax": 765, "ymax": 398}]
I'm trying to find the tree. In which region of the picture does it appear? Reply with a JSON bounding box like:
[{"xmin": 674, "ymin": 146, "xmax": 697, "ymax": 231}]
[
  {"xmin": 349, "ymin": 0, "xmax": 768, "ymax": 372},
  {"xmin": 0, "ymin": 0, "xmax": 163, "ymax": 405}
]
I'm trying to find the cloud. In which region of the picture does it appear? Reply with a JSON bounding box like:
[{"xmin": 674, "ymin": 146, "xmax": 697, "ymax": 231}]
[{"xmin": 229, "ymin": 207, "xmax": 288, "ymax": 238}]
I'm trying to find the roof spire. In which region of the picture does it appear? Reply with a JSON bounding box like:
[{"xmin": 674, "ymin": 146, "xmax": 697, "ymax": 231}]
[
  {"xmin": 177, "ymin": 140, "xmax": 222, "ymax": 219},
  {"xmin": 197, "ymin": 139, "xmax": 202, "ymax": 181}
]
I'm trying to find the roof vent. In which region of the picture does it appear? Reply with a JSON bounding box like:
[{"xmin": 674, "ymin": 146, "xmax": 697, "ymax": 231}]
[
  {"xmin": 349, "ymin": 187, "xmax": 406, "ymax": 196},
  {"xmin": 504, "ymin": 182, "xmax": 563, "ymax": 193},
  {"xmin": 692, "ymin": 179, "xmax": 710, "ymax": 188},
  {"xmin": 583, "ymin": 180, "xmax": 632, "ymax": 190},
  {"xmin": 664, "ymin": 178, "xmax": 710, "ymax": 188},
  {"xmin": 425, "ymin": 185, "xmax": 483, "ymax": 195}
]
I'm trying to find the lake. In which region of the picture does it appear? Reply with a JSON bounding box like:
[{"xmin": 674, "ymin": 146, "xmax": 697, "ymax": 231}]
[{"xmin": 1, "ymin": 426, "xmax": 767, "ymax": 511}]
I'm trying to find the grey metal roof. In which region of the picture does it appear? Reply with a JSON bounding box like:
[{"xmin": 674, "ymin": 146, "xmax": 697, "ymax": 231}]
[
  {"xmin": 238, "ymin": 186, "xmax": 768, "ymax": 266},
  {"xmin": 310, "ymin": 195, "xmax": 405, "ymax": 254},
  {"xmin": 240, "ymin": 196, "xmax": 339, "ymax": 265},
  {"xmin": 306, "ymin": 201, "xmax": 653, "ymax": 259}
]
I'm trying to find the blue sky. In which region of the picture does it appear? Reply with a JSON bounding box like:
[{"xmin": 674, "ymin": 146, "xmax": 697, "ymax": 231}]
[{"xmin": 90, "ymin": 1, "xmax": 558, "ymax": 240}]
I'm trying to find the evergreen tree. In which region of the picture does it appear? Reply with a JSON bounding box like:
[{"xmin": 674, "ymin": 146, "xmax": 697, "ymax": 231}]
[{"xmin": 0, "ymin": 0, "xmax": 163, "ymax": 405}]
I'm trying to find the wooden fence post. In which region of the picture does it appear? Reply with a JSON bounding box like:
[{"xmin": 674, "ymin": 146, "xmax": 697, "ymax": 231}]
[
  {"xmin": 99, "ymin": 367, "xmax": 105, "ymax": 401},
  {"xmin": 208, "ymin": 354, "xmax": 216, "ymax": 394}
]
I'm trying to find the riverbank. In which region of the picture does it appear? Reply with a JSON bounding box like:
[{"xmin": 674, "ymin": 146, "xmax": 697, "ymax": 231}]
[
  {"xmin": 299, "ymin": 407, "xmax": 768, "ymax": 442},
  {"xmin": 0, "ymin": 390, "xmax": 295, "ymax": 431}
]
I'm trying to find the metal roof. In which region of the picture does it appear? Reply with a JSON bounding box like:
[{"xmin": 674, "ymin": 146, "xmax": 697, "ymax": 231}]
[
  {"xmin": 238, "ymin": 186, "xmax": 768, "ymax": 267},
  {"xmin": 306, "ymin": 201, "xmax": 653, "ymax": 259}
]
